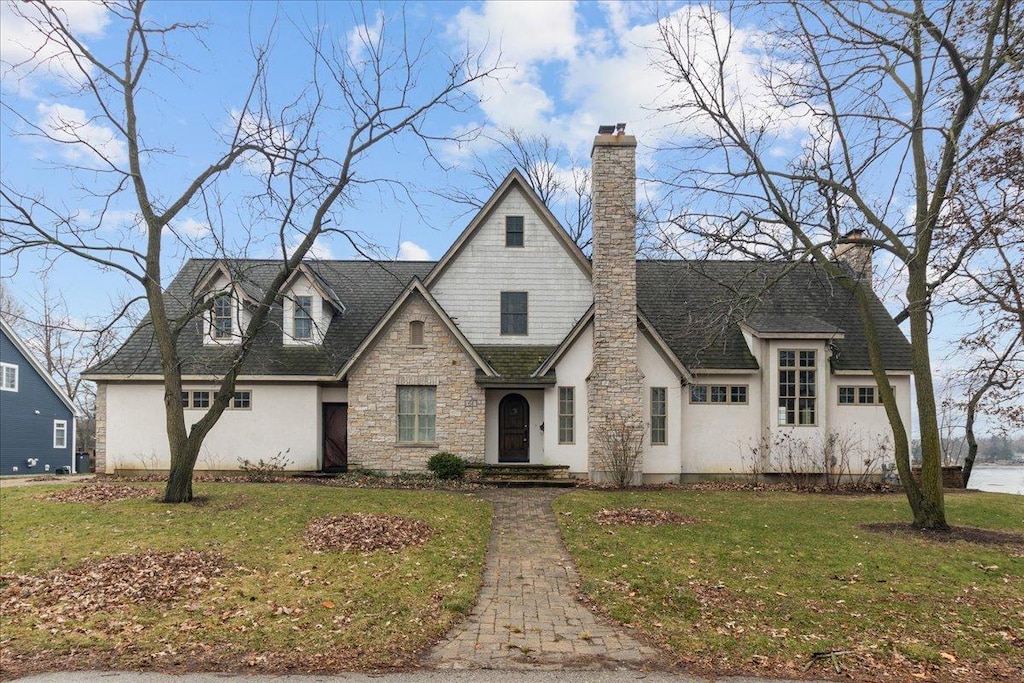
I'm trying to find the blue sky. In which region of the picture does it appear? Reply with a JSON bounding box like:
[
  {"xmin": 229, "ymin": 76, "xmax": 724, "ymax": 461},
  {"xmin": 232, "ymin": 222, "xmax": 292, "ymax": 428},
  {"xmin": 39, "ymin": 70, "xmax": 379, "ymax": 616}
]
[{"xmin": 0, "ymin": 0, "xmax": 1004, "ymax": 432}]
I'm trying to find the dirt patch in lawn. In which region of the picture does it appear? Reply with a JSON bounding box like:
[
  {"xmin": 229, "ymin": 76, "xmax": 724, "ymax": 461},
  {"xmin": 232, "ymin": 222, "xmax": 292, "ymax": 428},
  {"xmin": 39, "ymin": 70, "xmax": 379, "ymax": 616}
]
[
  {"xmin": 594, "ymin": 506, "xmax": 698, "ymax": 526},
  {"xmin": 303, "ymin": 513, "xmax": 433, "ymax": 553},
  {"xmin": 1, "ymin": 550, "xmax": 224, "ymax": 619},
  {"xmin": 39, "ymin": 482, "xmax": 159, "ymax": 504},
  {"xmin": 862, "ymin": 522, "xmax": 1024, "ymax": 550}
]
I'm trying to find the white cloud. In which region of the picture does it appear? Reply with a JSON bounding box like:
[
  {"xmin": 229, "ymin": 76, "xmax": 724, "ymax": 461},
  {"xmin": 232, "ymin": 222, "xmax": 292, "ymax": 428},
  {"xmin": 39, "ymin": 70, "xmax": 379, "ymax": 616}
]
[
  {"xmin": 1, "ymin": 1, "xmax": 110, "ymax": 97},
  {"xmin": 346, "ymin": 10, "xmax": 384, "ymax": 63},
  {"xmin": 36, "ymin": 102, "xmax": 126, "ymax": 165},
  {"xmin": 230, "ymin": 108, "xmax": 294, "ymax": 176},
  {"xmin": 397, "ymin": 241, "xmax": 430, "ymax": 260},
  {"xmin": 173, "ymin": 217, "xmax": 211, "ymax": 239}
]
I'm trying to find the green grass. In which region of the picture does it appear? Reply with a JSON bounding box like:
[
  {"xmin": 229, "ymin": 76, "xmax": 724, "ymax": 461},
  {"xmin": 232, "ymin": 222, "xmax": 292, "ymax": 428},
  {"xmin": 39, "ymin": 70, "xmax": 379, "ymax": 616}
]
[
  {"xmin": 554, "ymin": 490, "xmax": 1024, "ymax": 679},
  {"xmin": 0, "ymin": 482, "xmax": 490, "ymax": 673}
]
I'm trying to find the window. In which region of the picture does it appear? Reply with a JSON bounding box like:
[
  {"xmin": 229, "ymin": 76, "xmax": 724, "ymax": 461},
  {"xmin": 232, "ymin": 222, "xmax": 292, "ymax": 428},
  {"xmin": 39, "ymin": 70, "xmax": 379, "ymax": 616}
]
[
  {"xmin": 232, "ymin": 391, "xmax": 252, "ymax": 409},
  {"xmin": 212, "ymin": 295, "xmax": 233, "ymax": 339},
  {"xmin": 184, "ymin": 389, "xmax": 250, "ymax": 409},
  {"xmin": 500, "ymin": 292, "xmax": 528, "ymax": 335},
  {"xmin": 779, "ymin": 349, "xmax": 816, "ymax": 425},
  {"xmin": 838, "ymin": 385, "xmax": 884, "ymax": 405},
  {"xmin": 558, "ymin": 386, "xmax": 575, "ymax": 444},
  {"xmin": 53, "ymin": 420, "xmax": 67, "ymax": 449},
  {"xmin": 505, "ymin": 215, "xmax": 524, "ymax": 247},
  {"xmin": 1, "ymin": 362, "xmax": 18, "ymax": 392},
  {"xmin": 651, "ymin": 387, "xmax": 667, "ymax": 445},
  {"xmin": 181, "ymin": 391, "xmax": 190, "ymax": 407},
  {"xmin": 409, "ymin": 320, "xmax": 425, "ymax": 346},
  {"xmin": 192, "ymin": 391, "xmax": 211, "ymax": 409},
  {"xmin": 397, "ymin": 386, "xmax": 436, "ymax": 444},
  {"xmin": 690, "ymin": 384, "xmax": 747, "ymax": 404},
  {"xmin": 293, "ymin": 295, "xmax": 313, "ymax": 340}
]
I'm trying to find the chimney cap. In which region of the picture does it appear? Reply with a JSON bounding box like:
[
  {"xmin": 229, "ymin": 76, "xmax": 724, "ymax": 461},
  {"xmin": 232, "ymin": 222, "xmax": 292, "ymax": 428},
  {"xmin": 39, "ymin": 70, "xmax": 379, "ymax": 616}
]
[{"xmin": 598, "ymin": 124, "xmax": 616, "ymax": 134}]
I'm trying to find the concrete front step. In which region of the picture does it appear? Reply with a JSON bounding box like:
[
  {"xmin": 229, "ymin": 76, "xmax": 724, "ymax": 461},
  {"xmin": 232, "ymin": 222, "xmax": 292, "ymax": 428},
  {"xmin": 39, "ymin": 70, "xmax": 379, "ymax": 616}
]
[{"xmin": 468, "ymin": 464, "xmax": 572, "ymax": 481}]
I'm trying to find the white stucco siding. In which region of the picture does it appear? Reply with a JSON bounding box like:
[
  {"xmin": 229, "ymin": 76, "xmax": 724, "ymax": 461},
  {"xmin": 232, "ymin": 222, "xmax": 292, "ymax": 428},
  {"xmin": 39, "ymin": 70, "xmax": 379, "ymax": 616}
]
[
  {"xmin": 829, "ymin": 374, "xmax": 912, "ymax": 470},
  {"xmin": 681, "ymin": 372, "xmax": 762, "ymax": 475},
  {"xmin": 544, "ymin": 325, "xmax": 592, "ymax": 474},
  {"xmin": 431, "ymin": 186, "xmax": 592, "ymax": 345},
  {"xmin": 104, "ymin": 382, "xmax": 320, "ymax": 472},
  {"xmin": 484, "ymin": 389, "xmax": 545, "ymax": 464},
  {"xmin": 638, "ymin": 332, "xmax": 683, "ymax": 478}
]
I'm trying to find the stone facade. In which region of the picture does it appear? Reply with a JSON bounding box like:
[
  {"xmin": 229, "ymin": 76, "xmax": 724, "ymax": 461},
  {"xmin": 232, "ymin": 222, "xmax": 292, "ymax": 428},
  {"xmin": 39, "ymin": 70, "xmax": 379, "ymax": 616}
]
[
  {"xmin": 94, "ymin": 382, "xmax": 107, "ymax": 474},
  {"xmin": 347, "ymin": 293, "xmax": 486, "ymax": 472},
  {"xmin": 587, "ymin": 130, "xmax": 644, "ymax": 476}
]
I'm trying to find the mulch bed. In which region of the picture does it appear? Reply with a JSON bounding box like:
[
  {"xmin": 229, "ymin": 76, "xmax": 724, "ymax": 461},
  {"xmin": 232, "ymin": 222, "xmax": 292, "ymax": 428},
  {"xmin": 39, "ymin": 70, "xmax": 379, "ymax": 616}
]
[
  {"xmin": 303, "ymin": 513, "xmax": 433, "ymax": 553},
  {"xmin": 863, "ymin": 522, "xmax": 1024, "ymax": 549},
  {"xmin": 594, "ymin": 506, "xmax": 698, "ymax": 526},
  {"xmin": 40, "ymin": 482, "xmax": 159, "ymax": 504},
  {"xmin": 0, "ymin": 550, "xmax": 225, "ymax": 620}
]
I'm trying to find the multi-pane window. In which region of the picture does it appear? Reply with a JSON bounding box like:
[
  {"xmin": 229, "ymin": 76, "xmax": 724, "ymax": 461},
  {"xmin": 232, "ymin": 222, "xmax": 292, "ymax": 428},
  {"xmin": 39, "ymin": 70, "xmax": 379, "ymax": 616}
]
[
  {"xmin": 690, "ymin": 384, "xmax": 747, "ymax": 404},
  {"xmin": 212, "ymin": 295, "xmax": 233, "ymax": 338},
  {"xmin": 181, "ymin": 391, "xmax": 190, "ymax": 407},
  {"xmin": 0, "ymin": 362, "xmax": 18, "ymax": 391},
  {"xmin": 505, "ymin": 215, "xmax": 524, "ymax": 247},
  {"xmin": 293, "ymin": 295, "xmax": 313, "ymax": 339},
  {"xmin": 558, "ymin": 386, "xmax": 575, "ymax": 444},
  {"xmin": 838, "ymin": 385, "xmax": 884, "ymax": 405},
  {"xmin": 232, "ymin": 391, "xmax": 252, "ymax": 409},
  {"xmin": 397, "ymin": 386, "xmax": 436, "ymax": 444},
  {"xmin": 779, "ymin": 349, "xmax": 816, "ymax": 425},
  {"xmin": 409, "ymin": 320, "xmax": 425, "ymax": 346},
  {"xmin": 500, "ymin": 292, "xmax": 528, "ymax": 335},
  {"xmin": 192, "ymin": 391, "xmax": 211, "ymax": 409},
  {"xmin": 650, "ymin": 387, "xmax": 667, "ymax": 445},
  {"xmin": 53, "ymin": 420, "xmax": 67, "ymax": 449},
  {"xmin": 183, "ymin": 390, "xmax": 251, "ymax": 409}
]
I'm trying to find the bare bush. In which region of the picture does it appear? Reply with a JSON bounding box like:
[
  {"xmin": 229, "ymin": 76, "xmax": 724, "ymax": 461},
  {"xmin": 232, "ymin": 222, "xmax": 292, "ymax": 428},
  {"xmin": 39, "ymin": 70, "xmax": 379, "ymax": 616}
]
[{"xmin": 593, "ymin": 417, "xmax": 646, "ymax": 488}]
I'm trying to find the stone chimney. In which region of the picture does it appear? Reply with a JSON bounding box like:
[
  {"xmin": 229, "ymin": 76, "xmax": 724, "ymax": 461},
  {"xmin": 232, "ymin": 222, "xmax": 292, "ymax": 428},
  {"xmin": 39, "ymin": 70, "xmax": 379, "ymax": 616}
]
[
  {"xmin": 834, "ymin": 228, "xmax": 873, "ymax": 287},
  {"xmin": 588, "ymin": 123, "xmax": 643, "ymax": 480}
]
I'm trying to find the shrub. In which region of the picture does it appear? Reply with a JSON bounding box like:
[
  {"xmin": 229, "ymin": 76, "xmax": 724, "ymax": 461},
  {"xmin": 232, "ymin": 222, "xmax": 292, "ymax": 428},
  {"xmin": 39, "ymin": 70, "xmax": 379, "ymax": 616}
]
[
  {"xmin": 427, "ymin": 452, "xmax": 467, "ymax": 480},
  {"xmin": 237, "ymin": 450, "xmax": 292, "ymax": 483}
]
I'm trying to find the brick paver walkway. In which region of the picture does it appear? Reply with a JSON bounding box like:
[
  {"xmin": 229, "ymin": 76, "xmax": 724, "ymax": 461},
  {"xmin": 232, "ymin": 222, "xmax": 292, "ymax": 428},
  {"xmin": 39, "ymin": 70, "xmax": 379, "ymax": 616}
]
[{"xmin": 425, "ymin": 488, "xmax": 661, "ymax": 670}]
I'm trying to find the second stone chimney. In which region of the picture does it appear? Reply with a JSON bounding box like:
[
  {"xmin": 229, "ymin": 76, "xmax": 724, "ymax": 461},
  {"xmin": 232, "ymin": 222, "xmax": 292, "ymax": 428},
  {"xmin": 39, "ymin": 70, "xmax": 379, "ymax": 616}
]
[
  {"xmin": 588, "ymin": 124, "xmax": 643, "ymax": 480},
  {"xmin": 834, "ymin": 228, "xmax": 873, "ymax": 287}
]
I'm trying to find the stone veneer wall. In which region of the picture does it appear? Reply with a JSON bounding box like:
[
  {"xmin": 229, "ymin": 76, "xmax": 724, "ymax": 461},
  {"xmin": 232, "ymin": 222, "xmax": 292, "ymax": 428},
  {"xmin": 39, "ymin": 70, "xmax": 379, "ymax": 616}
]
[
  {"xmin": 347, "ymin": 293, "xmax": 486, "ymax": 472},
  {"xmin": 834, "ymin": 230, "xmax": 873, "ymax": 287},
  {"xmin": 587, "ymin": 131, "xmax": 644, "ymax": 476},
  {"xmin": 94, "ymin": 382, "xmax": 107, "ymax": 474}
]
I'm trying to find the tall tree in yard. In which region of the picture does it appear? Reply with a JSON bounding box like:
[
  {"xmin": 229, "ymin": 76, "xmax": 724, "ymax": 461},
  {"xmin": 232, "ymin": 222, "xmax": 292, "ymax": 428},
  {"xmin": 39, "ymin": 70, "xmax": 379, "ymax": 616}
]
[
  {"xmin": 0, "ymin": 0, "xmax": 495, "ymax": 502},
  {"xmin": 651, "ymin": 0, "xmax": 1021, "ymax": 528}
]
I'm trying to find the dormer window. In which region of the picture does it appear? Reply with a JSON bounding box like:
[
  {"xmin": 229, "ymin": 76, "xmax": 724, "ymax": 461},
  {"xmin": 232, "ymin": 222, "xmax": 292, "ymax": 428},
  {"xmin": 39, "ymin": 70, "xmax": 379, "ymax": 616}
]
[
  {"xmin": 294, "ymin": 296, "xmax": 313, "ymax": 340},
  {"xmin": 212, "ymin": 295, "xmax": 233, "ymax": 339},
  {"xmin": 505, "ymin": 215, "xmax": 524, "ymax": 247}
]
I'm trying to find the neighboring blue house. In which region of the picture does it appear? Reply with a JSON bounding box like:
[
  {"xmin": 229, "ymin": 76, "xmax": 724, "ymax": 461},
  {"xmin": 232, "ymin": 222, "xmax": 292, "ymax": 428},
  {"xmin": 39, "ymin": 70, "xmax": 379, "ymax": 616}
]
[{"xmin": 1, "ymin": 317, "xmax": 77, "ymax": 475}]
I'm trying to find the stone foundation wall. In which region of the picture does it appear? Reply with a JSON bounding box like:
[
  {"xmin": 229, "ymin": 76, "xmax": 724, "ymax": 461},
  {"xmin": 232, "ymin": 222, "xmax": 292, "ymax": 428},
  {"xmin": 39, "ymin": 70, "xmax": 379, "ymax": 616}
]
[
  {"xmin": 94, "ymin": 382, "xmax": 107, "ymax": 474},
  {"xmin": 348, "ymin": 293, "xmax": 485, "ymax": 473}
]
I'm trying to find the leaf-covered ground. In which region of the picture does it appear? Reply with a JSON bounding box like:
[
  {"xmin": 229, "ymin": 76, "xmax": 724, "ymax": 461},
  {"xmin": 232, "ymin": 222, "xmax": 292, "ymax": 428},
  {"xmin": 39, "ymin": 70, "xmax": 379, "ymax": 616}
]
[
  {"xmin": 0, "ymin": 482, "xmax": 491, "ymax": 679},
  {"xmin": 555, "ymin": 490, "xmax": 1024, "ymax": 683}
]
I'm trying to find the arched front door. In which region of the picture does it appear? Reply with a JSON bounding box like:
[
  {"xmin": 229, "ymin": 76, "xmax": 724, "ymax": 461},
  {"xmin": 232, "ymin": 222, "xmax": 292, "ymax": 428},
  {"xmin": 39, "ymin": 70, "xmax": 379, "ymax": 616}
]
[{"xmin": 498, "ymin": 394, "xmax": 529, "ymax": 463}]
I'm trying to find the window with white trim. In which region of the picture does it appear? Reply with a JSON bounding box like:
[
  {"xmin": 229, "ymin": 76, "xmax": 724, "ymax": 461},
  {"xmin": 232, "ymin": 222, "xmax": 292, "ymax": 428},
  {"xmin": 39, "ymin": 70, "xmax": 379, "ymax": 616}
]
[
  {"xmin": 650, "ymin": 387, "xmax": 667, "ymax": 445},
  {"xmin": 183, "ymin": 390, "xmax": 251, "ymax": 409},
  {"xmin": 53, "ymin": 420, "xmax": 67, "ymax": 449},
  {"xmin": 690, "ymin": 384, "xmax": 747, "ymax": 404},
  {"xmin": 838, "ymin": 385, "xmax": 885, "ymax": 405},
  {"xmin": 558, "ymin": 386, "xmax": 575, "ymax": 444},
  {"xmin": 0, "ymin": 362, "xmax": 18, "ymax": 392},
  {"xmin": 293, "ymin": 295, "xmax": 313, "ymax": 340},
  {"xmin": 779, "ymin": 350, "xmax": 816, "ymax": 425},
  {"xmin": 397, "ymin": 386, "xmax": 436, "ymax": 444},
  {"xmin": 212, "ymin": 294, "xmax": 233, "ymax": 339}
]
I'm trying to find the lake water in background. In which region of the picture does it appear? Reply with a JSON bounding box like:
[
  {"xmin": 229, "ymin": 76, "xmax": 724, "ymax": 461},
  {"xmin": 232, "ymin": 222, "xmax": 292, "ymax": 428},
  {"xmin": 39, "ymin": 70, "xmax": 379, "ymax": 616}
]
[{"xmin": 968, "ymin": 466, "xmax": 1024, "ymax": 496}]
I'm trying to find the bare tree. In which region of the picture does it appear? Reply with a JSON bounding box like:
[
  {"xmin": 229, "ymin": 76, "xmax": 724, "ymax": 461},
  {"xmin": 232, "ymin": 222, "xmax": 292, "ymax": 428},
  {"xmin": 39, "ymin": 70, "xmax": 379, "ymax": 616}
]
[
  {"xmin": 440, "ymin": 127, "xmax": 593, "ymax": 251},
  {"xmin": 0, "ymin": 0, "xmax": 495, "ymax": 502},
  {"xmin": 650, "ymin": 0, "xmax": 1021, "ymax": 528}
]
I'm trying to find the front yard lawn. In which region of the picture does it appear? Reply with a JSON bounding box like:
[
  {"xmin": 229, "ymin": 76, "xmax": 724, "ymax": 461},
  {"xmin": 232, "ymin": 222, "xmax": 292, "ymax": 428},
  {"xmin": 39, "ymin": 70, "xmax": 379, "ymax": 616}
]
[
  {"xmin": 0, "ymin": 482, "xmax": 490, "ymax": 677},
  {"xmin": 554, "ymin": 490, "xmax": 1023, "ymax": 683}
]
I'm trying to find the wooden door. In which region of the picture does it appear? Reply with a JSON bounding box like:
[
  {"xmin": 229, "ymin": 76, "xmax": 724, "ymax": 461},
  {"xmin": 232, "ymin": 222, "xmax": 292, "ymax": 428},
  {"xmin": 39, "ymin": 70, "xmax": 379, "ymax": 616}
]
[
  {"xmin": 322, "ymin": 403, "xmax": 348, "ymax": 472},
  {"xmin": 498, "ymin": 394, "xmax": 529, "ymax": 463}
]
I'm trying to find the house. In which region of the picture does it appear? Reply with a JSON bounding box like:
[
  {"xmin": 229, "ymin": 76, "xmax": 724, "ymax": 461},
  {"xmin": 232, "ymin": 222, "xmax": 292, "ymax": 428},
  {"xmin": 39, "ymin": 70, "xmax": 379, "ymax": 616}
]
[
  {"xmin": 1, "ymin": 317, "xmax": 78, "ymax": 475},
  {"xmin": 83, "ymin": 127, "xmax": 913, "ymax": 481}
]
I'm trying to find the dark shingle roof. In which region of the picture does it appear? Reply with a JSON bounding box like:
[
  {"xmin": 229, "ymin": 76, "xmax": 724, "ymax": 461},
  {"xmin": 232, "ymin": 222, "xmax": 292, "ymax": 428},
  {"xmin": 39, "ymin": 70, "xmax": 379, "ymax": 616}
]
[
  {"xmin": 476, "ymin": 345, "xmax": 557, "ymax": 384},
  {"xmin": 637, "ymin": 261, "xmax": 911, "ymax": 371},
  {"xmin": 89, "ymin": 257, "xmax": 911, "ymax": 378}
]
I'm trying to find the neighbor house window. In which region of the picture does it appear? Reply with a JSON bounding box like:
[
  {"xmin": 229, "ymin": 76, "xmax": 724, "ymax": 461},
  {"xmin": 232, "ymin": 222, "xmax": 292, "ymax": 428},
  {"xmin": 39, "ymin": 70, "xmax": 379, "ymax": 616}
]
[
  {"xmin": 651, "ymin": 387, "xmax": 667, "ymax": 445},
  {"xmin": 506, "ymin": 215, "xmax": 524, "ymax": 247},
  {"xmin": 779, "ymin": 350, "xmax": 816, "ymax": 425},
  {"xmin": 53, "ymin": 420, "xmax": 67, "ymax": 449},
  {"xmin": 397, "ymin": 386, "xmax": 436, "ymax": 444},
  {"xmin": 0, "ymin": 362, "xmax": 18, "ymax": 392},
  {"xmin": 212, "ymin": 294, "xmax": 233, "ymax": 339},
  {"xmin": 838, "ymin": 385, "xmax": 884, "ymax": 405},
  {"xmin": 558, "ymin": 386, "xmax": 575, "ymax": 444},
  {"xmin": 690, "ymin": 384, "xmax": 747, "ymax": 404},
  {"xmin": 409, "ymin": 320, "xmax": 425, "ymax": 346},
  {"xmin": 293, "ymin": 295, "xmax": 313, "ymax": 340},
  {"xmin": 500, "ymin": 292, "xmax": 528, "ymax": 335}
]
